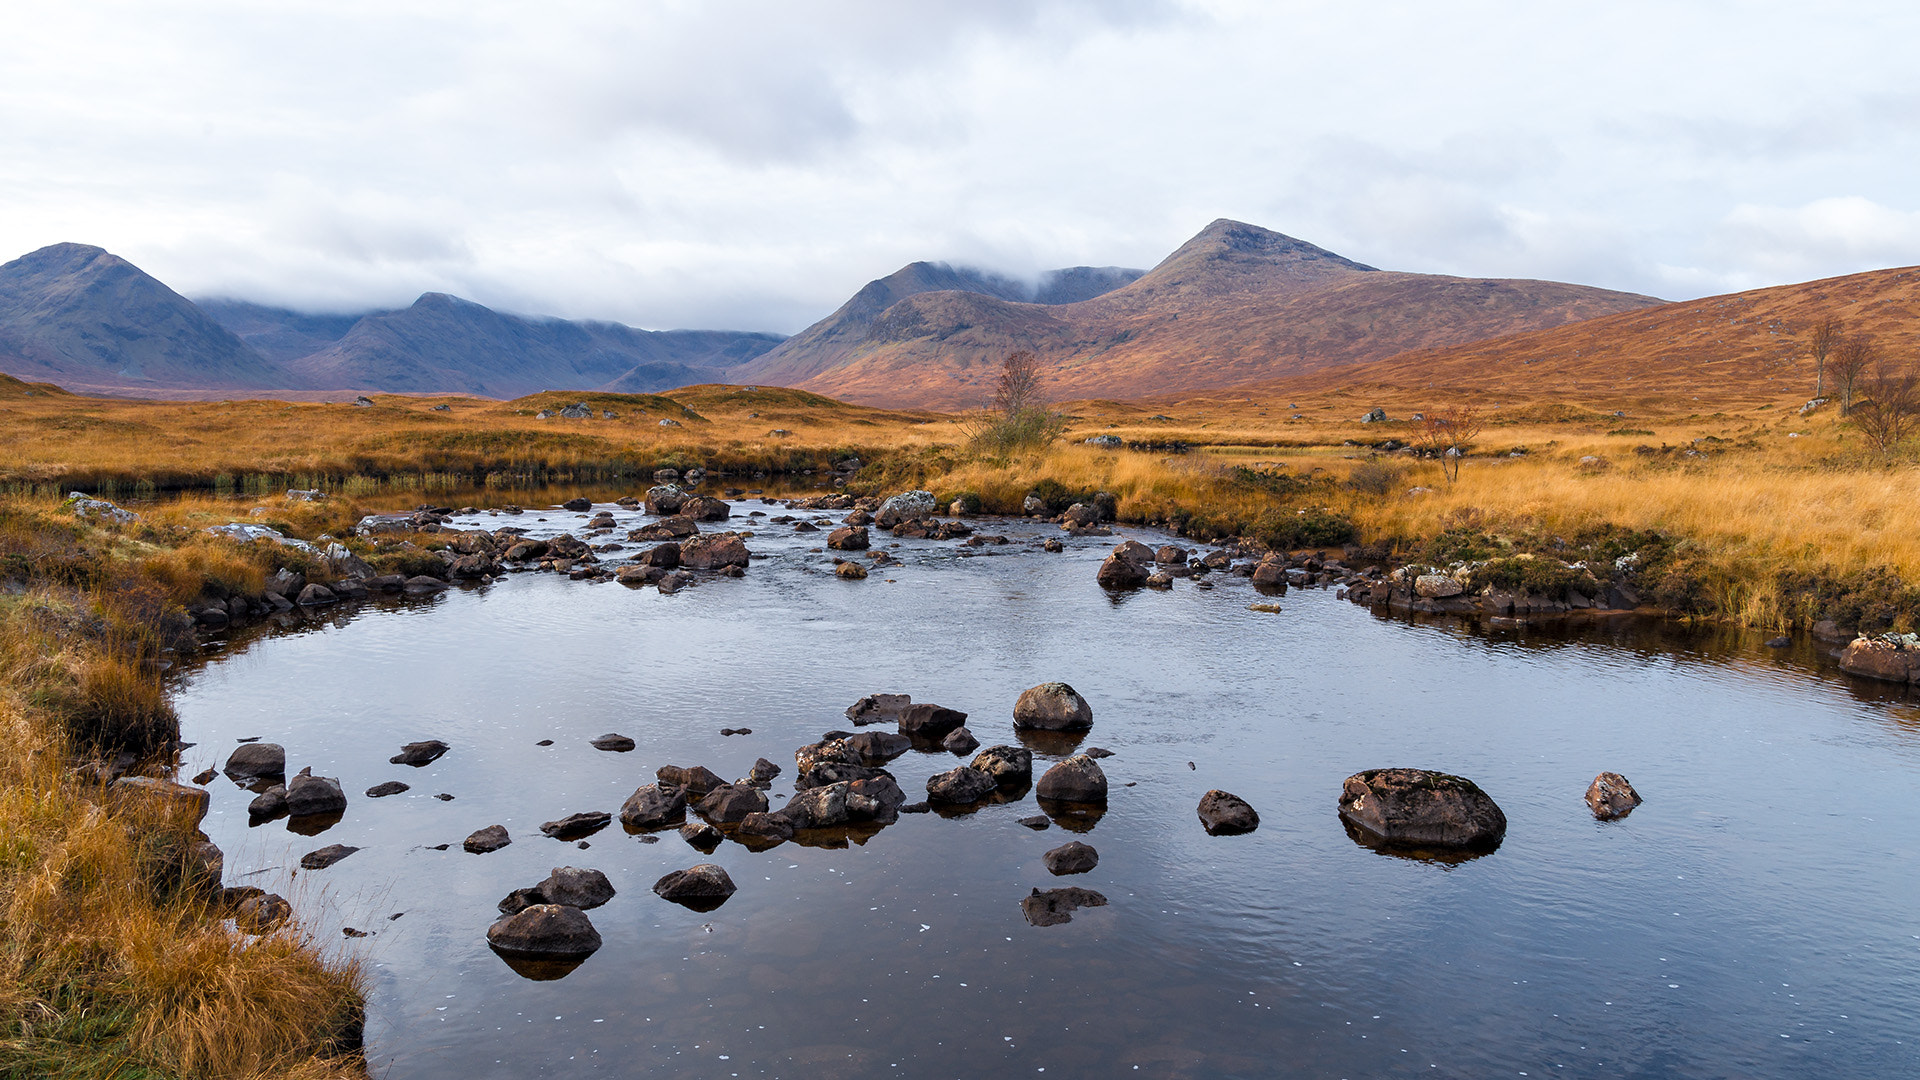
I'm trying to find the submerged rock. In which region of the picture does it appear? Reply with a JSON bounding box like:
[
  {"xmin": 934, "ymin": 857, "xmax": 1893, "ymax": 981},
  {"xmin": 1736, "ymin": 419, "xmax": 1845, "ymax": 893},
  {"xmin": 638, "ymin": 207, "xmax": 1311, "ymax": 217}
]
[
  {"xmin": 1585, "ymin": 772, "xmax": 1642, "ymax": 820},
  {"xmin": 1020, "ymin": 886, "xmax": 1107, "ymax": 927},
  {"xmin": 1337, "ymin": 768, "xmax": 1506, "ymax": 850},
  {"xmin": 365, "ymin": 781, "xmax": 410, "ymax": 798},
  {"xmin": 1197, "ymin": 790, "xmax": 1260, "ymax": 835},
  {"xmin": 589, "ymin": 733, "xmax": 637, "ymax": 752},
  {"xmin": 847, "ymin": 693, "xmax": 912, "ymax": 725}
]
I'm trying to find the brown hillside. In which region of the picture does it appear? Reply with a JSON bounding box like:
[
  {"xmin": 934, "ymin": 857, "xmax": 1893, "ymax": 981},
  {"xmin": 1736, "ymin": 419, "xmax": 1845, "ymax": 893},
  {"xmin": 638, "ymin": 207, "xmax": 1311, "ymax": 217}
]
[
  {"xmin": 740, "ymin": 219, "xmax": 1660, "ymax": 409},
  {"xmin": 1280, "ymin": 265, "xmax": 1920, "ymax": 407}
]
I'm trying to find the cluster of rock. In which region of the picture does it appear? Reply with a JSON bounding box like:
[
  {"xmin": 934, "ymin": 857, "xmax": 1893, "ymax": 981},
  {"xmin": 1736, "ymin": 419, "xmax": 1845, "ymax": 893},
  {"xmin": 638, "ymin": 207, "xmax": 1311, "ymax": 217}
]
[
  {"xmin": 1095, "ymin": 539, "xmax": 1240, "ymax": 589},
  {"xmin": 1343, "ymin": 559, "xmax": 1643, "ymax": 620}
]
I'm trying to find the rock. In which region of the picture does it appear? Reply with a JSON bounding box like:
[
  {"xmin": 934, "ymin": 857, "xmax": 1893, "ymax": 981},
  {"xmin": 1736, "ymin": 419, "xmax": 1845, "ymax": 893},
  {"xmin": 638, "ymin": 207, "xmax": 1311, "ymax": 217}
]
[
  {"xmin": 464, "ymin": 824, "xmax": 512, "ymax": 853},
  {"xmin": 224, "ymin": 741, "xmax": 286, "ymax": 780},
  {"xmin": 1022, "ymin": 495, "xmax": 1048, "ymax": 515},
  {"xmin": 295, "ymin": 583, "xmax": 337, "ymax": 606},
  {"xmin": 656, "ymin": 765, "xmax": 726, "ymax": 798},
  {"xmin": 818, "ymin": 523, "xmax": 873, "ymax": 553},
  {"xmin": 844, "ymin": 731, "xmax": 911, "ymax": 763},
  {"xmin": 680, "ymin": 496, "xmax": 732, "ymax": 522},
  {"xmin": 540, "ymin": 811, "xmax": 611, "ymax": 840},
  {"xmin": 738, "ymin": 811, "xmax": 794, "ymax": 842},
  {"xmin": 1017, "ymin": 814, "xmax": 1050, "ymax": 830},
  {"xmin": 1013, "ymin": 682, "xmax": 1093, "ymax": 731},
  {"xmin": 1250, "ymin": 556, "xmax": 1288, "ymax": 588},
  {"xmin": 679, "ymin": 822, "xmax": 723, "ymax": 849},
  {"xmin": 1155, "ymin": 545, "xmax": 1189, "ymax": 564},
  {"xmin": 656, "ymin": 570, "xmax": 695, "ymax": 593},
  {"xmin": 875, "ymin": 490, "xmax": 937, "ymax": 528},
  {"xmin": 795, "ymin": 761, "xmax": 891, "ymax": 790},
  {"xmin": 1359, "ymin": 407, "xmax": 1388, "ymax": 423},
  {"xmin": 561, "ymin": 497, "xmax": 593, "ymax": 511},
  {"xmin": 1839, "ymin": 637, "xmax": 1920, "ymax": 683},
  {"xmin": 191, "ymin": 767, "xmax": 217, "ymax": 785},
  {"xmin": 926, "ymin": 766, "xmax": 997, "ymax": 804},
  {"xmin": 1197, "ymin": 790, "xmax": 1260, "ymax": 835},
  {"xmin": 653, "ymin": 864, "xmax": 737, "ymax": 907},
  {"xmin": 941, "ymin": 727, "xmax": 979, "ymax": 754},
  {"xmin": 589, "ymin": 733, "xmax": 636, "ymax": 752},
  {"xmin": 248, "ymin": 785, "xmax": 288, "ymax": 821},
  {"xmin": 403, "ymin": 576, "xmax": 448, "ymax": 594},
  {"xmin": 1020, "ymin": 886, "xmax": 1107, "ymax": 927},
  {"xmin": 629, "ymin": 517, "xmax": 699, "ymax": 542},
  {"xmin": 285, "ymin": 768, "xmax": 346, "ymax": 818},
  {"xmin": 234, "ymin": 892, "xmax": 293, "ymax": 933},
  {"xmin": 299, "ymin": 844, "xmax": 359, "ymax": 870},
  {"xmin": 1036, "ymin": 756, "xmax": 1107, "ymax": 803},
  {"xmin": 619, "ymin": 784, "xmax": 688, "ymax": 829},
  {"xmin": 1338, "ymin": 768, "xmax": 1506, "ymax": 850},
  {"xmin": 1042, "ymin": 538, "xmax": 1064, "ymax": 552},
  {"xmin": 1585, "ymin": 772, "xmax": 1642, "ymax": 820},
  {"xmin": 1096, "ymin": 555, "xmax": 1149, "ymax": 588},
  {"xmin": 1042, "ymin": 840, "xmax": 1099, "ymax": 875},
  {"xmin": 487, "ymin": 904, "xmax": 602, "ymax": 958},
  {"xmin": 389, "ymin": 740, "xmax": 449, "ymax": 766},
  {"xmin": 678, "ymin": 532, "xmax": 750, "ymax": 570},
  {"xmin": 970, "ymin": 745, "xmax": 1033, "ymax": 784},
  {"xmin": 1144, "ymin": 572, "xmax": 1173, "ymax": 589},
  {"xmin": 1112, "ymin": 540, "xmax": 1154, "ymax": 564},
  {"xmin": 1414, "ymin": 574, "xmax": 1465, "ymax": 599},
  {"xmin": 749, "ymin": 757, "xmax": 781, "ymax": 784},
  {"xmin": 644, "ymin": 485, "xmax": 687, "ymax": 514},
  {"xmin": 847, "ymin": 693, "xmax": 911, "ymax": 725},
  {"xmin": 897, "ymin": 703, "xmax": 967, "ymax": 738},
  {"xmin": 1765, "ymin": 635, "xmax": 1790, "ymax": 648},
  {"xmin": 695, "ymin": 783, "xmax": 769, "ymax": 824},
  {"xmin": 538, "ymin": 866, "xmax": 616, "ymax": 909},
  {"xmin": 778, "ymin": 783, "xmax": 851, "ymax": 829},
  {"xmin": 835, "ymin": 561, "xmax": 869, "ymax": 580},
  {"xmin": 365, "ymin": 781, "xmax": 409, "ymax": 798},
  {"xmin": 846, "ymin": 775, "xmax": 908, "ymax": 821}
]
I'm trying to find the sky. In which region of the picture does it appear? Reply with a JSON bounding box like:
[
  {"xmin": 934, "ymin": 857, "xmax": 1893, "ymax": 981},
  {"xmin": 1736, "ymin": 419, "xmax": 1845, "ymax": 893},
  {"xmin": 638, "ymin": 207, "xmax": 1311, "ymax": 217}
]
[{"xmin": 1, "ymin": 0, "xmax": 1916, "ymax": 334}]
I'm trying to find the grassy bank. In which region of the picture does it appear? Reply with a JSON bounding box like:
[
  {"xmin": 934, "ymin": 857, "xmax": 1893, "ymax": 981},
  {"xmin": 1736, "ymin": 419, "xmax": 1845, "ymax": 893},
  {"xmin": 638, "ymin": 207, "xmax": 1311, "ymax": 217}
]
[{"xmin": 0, "ymin": 499, "xmax": 365, "ymax": 1078}]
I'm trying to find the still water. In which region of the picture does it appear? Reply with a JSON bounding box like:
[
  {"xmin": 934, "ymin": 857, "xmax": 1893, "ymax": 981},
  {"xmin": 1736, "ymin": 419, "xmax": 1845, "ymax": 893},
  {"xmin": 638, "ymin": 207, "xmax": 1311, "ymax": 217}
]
[{"xmin": 172, "ymin": 503, "xmax": 1920, "ymax": 1078}]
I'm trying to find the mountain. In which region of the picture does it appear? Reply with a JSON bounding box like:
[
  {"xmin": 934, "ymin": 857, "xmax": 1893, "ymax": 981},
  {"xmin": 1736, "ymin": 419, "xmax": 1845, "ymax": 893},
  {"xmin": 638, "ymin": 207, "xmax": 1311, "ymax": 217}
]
[
  {"xmin": 196, "ymin": 299, "xmax": 369, "ymax": 364},
  {"xmin": 285, "ymin": 292, "xmax": 784, "ymax": 398},
  {"xmin": 732, "ymin": 219, "xmax": 1663, "ymax": 409},
  {"xmin": 1275, "ymin": 264, "xmax": 1920, "ymax": 405},
  {"xmin": 0, "ymin": 243, "xmax": 296, "ymax": 394},
  {"xmin": 737, "ymin": 260, "xmax": 1143, "ymax": 386}
]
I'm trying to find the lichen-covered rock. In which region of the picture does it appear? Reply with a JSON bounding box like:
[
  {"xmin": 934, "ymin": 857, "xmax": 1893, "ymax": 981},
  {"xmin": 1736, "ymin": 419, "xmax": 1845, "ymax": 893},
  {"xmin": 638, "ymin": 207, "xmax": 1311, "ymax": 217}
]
[
  {"xmin": 835, "ymin": 560, "xmax": 868, "ymax": 580},
  {"xmin": 1585, "ymin": 772, "xmax": 1642, "ymax": 820},
  {"xmin": 1013, "ymin": 683, "xmax": 1093, "ymax": 731},
  {"xmin": 1414, "ymin": 574, "xmax": 1465, "ymax": 599},
  {"xmin": 926, "ymin": 766, "xmax": 997, "ymax": 805},
  {"xmin": 970, "ymin": 745, "xmax": 1033, "ymax": 785},
  {"xmin": 875, "ymin": 490, "xmax": 936, "ymax": 528},
  {"xmin": 1338, "ymin": 768, "xmax": 1506, "ymax": 849}
]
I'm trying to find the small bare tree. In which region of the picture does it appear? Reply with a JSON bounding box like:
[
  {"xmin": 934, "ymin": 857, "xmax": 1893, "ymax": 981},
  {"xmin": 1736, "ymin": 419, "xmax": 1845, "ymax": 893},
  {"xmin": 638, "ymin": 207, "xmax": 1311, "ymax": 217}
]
[
  {"xmin": 1412, "ymin": 403, "xmax": 1485, "ymax": 483},
  {"xmin": 964, "ymin": 349, "xmax": 1066, "ymax": 452},
  {"xmin": 1809, "ymin": 314, "xmax": 1842, "ymax": 399},
  {"xmin": 1850, "ymin": 355, "xmax": 1920, "ymax": 455},
  {"xmin": 1830, "ymin": 333, "xmax": 1875, "ymax": 415}
]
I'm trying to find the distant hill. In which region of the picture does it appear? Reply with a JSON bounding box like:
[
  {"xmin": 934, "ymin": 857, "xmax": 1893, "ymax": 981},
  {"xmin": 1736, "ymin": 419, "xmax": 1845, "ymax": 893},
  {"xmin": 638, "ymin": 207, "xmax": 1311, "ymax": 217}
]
[
  {"xmin": 0, "ymin": 244, "xmax": 297, "ymax": 394},
  {"xmin": 734, "ymin": 219, "xmax": 1663, "ymax": 409},
  {"xmin": 283, "ymin": 292, "xmax": 783, "ymax": 398},
  {"xmin": 196, "ymin": 299, "xmax": 369, "ymax": 364},
  {"xmin": 1282, "ymin": 265, "xmax": 1920, "ymax": 405}
]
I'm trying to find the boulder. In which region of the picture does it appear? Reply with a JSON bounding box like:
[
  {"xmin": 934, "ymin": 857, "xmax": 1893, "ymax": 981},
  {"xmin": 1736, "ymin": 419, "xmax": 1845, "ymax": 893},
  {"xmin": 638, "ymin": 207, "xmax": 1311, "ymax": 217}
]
[
  {"xmin": 1036, "ymin": 756, "xmax": 1107, "ymax": 803},
  {"xmin": 835, "ymin": 561, "xmax": 869, "ymax": 580},
  {"xmin": 234, "ymin": 892, "xmax": 293, "ymax": 934},
  {"xmin": 1013, "ymin": 682, "xmax": 1093, "ymax": 731},
  {"xmin": 487, "ymin": 904, "xmax": 602, "ymax": 958},
  {"xmin": 695, "ymin": 783, "xmax": 769, "ymax": 824},
  {"xmin": 680, "ymin": 496, "xmax": 732, "ymax": 522},
  {"xmin": 1338, "ymin": 768, "xmax": 1507, "ymax": 850},
  {"xmin": 1042, "ymin": 840, "xmax": 1099, "ymax": 875},
  {"xmin": 796, "ymin": 761, "xmax": 892, "ymax": 790},
  {"xmin": 644, "ymin": 485, "xmax": 687, "ymax": 515},
  {"xmin": 403, "ymin": 576, "xmax": 448, "ymax": 594},
  {"xmin": 248, "ymin": 785, "xmax": 288, "ymax": 821},
  {"xmin": 561, "ymin": 497, "xmax": 594, "ymax": 511},
  {"xmin": 1112, "ymin": 540, "xmax": 1155, "ymax": 564},
  {"xmin": 748, "ymin": 757, "xmax": 781, "ymax": 784},
  {"xmin": 678, "ymin": 533, "xmax": 751, "ymax": 569},
  {"xmin": 827, "ymin": 525, "xmax": 870, "ymax": 550},
  {"xmin": 1020, "ymin": 886, "xmax": 1107, "ymax": 927},
  {"xmin": 389, "ymin": 740, "xmax": 449, "ymax": 766},
  {"xmin": 1155, "ymin": 545, "xmax": 1189, "ymax": 564},
  {"xmin": 847, "ymin": 693, "xmax": 911, "ymax": 725},
  {"xmin": 897, "ymin": 703, "xmax": 967, "ymax": 738},
  {"xmin": 1839, "ymin": 637, "xmax": 1920, "ymax": 683},
  {"xmin": 844, "ymin": 731, "xmax": 911, "ymax": 763},
  {"xmin": 970, "ymin": 745, "xmax": 1033, "ymax": 785},
  {"xmin": 111, "ymin": 776, "xmax": 210, "ymax": 828},
  {"xmin": 1585, "ymin": 772, "xmax": 1642, "ymax": 820},
  {"xmin": 464, "ymin": 824, "xmax": 512, "ymax": 853},
  {"xmin": 1414, "ymin": 574, "xmax": 1465, "ymax": 599},
  {"xmin": 497, "ymin": 887, "xmax": 549, "ymax": 916},
  {"xmin": 285, "ymin": 768, "xmax": 346, "ymax": 818},
  {"xmin": 778, "ymin": 783, "xmax": 851, "ymax": 829},
  {"xmin": 619, "ymin": 784, "xmax": 688, "ymax": 829},
  {"xmin": 537, "ymin": 866, "xmax": 616, "ymax": 909},
  {"xmin": 795, "ymin": 737, "xmax": 858, "ymax": 775},
  {"xmin": 656, "ymin": 570, "xmax": 695, "ymax": 593},
  {"xmin": 224, "ymin": 741, "xmax": 286, "ymax": 780},
  {"xmin": 294, "ymin": 583, "xmax": 337, "ymax": 606},
  {"xmin": 1197, "ymin": 790, "xmax": 1260, "ymax": 835},
  {"xmin": 846, "ymin": 775, "xmax": 908, "ymax": 820},
  {"xmin": 1058, "ymin": 503, "xmax": 1100, "ymax": 528},
  {"xmin": 299, "ymin": 844, "xmax": 359, "ymax": 870},
  {"xmin": 657, "ymin": 765, "xmax": 726, "ymax": 798},
  {"xmin": 652, "ymin": 864, "xmax": 737, "ymax": 905},
  {"xmin": 1250, "ymin": 556, "xmax": 1288, "ymax": 588},
  {"xmin": 680, "ymin": 822, "xmax": 723, "ymax": 848},
  {"xmin": 589, "ymin": 733, "xmax": 636, "ymax": 752},
  {"xmin": 926, "ymin": 766, "xmax": 997, "ymax": 805},
  {"xmin": 875, "ymin": 490, "xmax": 937, "ymax": 528},
  {"xmin": 539, "ymin": 811, "xmax": 612, "ymax": 840},
  {"xmin": 737, "ymin": 811, "xmax": 794, "ymax": 843},
  {"xmin": 638, "ymin": 543, "xmax": 680, "ymax": 568},
  {"xmin": 941, "ymin": 727, "xmax": 980, "ymax": 754},
  {"xmin": 365, "ymin": 780, "xmax": 409, "ymax": 798},
  {"xmin": 1096, "ymin": 555, "xmax": 1149, "ymax": 588}
]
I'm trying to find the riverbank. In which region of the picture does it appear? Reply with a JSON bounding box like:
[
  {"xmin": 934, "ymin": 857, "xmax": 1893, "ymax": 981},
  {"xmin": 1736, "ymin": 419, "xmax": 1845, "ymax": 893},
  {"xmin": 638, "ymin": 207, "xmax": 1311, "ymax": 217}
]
[{"xmin": 0, "ymin": 500, "xmax": 365, "ymax": 1078}]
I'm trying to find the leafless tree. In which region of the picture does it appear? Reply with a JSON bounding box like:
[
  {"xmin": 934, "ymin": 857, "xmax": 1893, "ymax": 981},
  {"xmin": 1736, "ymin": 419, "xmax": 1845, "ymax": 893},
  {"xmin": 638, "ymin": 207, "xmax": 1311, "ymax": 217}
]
[
  {"xmin": 1830, "ymin": 333, "xmax": 1875, "ymax": 415},
  {"xmin": 1412, "ymin": 403, "xmax": 1485, "ymax": 483},
  {"xmin": 965, "ymin": 350, "xmax": 1066, "ymax": 452},
  {"xmin": 1850, "ymin": 355, "xmax": 1920, "ymax": 455},
  {"xmin": 1808, "ymin": 315, "xmax": 1842, "ymax": 399}
]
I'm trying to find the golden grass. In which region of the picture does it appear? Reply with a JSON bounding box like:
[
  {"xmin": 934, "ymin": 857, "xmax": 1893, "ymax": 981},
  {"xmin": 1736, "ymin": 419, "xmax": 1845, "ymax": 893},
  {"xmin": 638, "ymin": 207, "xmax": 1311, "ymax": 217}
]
[{"xmin": 0, "ymin": 504, "xmax": 364, "ymax": 1078}]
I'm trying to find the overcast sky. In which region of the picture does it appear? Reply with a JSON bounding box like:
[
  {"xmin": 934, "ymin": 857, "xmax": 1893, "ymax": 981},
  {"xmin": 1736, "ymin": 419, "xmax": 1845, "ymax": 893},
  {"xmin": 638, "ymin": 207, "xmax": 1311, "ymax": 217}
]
[{"xmin": 2, "ymin": 0, "xmax": 1915, "ymax": 333}]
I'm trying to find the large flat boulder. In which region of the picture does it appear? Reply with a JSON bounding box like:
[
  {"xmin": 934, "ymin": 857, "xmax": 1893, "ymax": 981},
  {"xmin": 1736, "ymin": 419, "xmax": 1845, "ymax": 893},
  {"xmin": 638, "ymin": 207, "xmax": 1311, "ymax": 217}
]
[{"xmin": 1338, "ymin": 768, "xmax": 1506, "ymax": 850}]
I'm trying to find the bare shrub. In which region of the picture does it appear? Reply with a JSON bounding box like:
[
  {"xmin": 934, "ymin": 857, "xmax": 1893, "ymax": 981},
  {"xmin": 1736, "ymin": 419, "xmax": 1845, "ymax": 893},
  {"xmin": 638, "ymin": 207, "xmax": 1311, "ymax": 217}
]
[
  {"xmin": 963, "ymin": 350, "xmax": 1067, "ymax": 453},
  {"xmin": 1851, "ymin": 356, "xmax": 1920, "ymax": 455},
  {"xmin": 1411, "ymin": 403, "xmax": 1485, "ymax": 482},
  {"xmin": 1346, "ymin": 460, "xmax": 1403, "ymax": 495}
]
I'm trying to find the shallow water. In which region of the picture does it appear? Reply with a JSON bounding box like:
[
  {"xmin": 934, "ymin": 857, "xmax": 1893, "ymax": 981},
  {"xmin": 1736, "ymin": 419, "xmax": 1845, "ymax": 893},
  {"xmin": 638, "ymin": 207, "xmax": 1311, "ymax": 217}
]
[{"xmin": 173, "ymin": 504, "xmax": 1920, "ymax": 1078}]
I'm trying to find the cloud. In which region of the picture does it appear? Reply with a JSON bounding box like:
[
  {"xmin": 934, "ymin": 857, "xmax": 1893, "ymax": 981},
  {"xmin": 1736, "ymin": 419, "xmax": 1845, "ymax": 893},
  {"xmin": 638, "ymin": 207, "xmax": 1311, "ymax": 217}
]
[{"xmin": 1709, "ymin": 197, "xmax": 1920, "ymax": 286}]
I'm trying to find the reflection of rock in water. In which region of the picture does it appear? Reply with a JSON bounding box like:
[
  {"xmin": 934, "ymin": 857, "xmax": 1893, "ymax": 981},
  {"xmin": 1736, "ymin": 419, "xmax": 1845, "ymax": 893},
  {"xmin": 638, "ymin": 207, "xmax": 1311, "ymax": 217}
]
[
  {"xmin": 285, "ymin": 808, "xmax": 343, "ymax": 836},
  {"xmin": 1037, "ymin": 798, "xmax": 1106, "ymax": 833},
  {"xmin": 1021, "ymin": 886, "xmax": 1108, "ymax": 926},
  {"xmin": 490, "ymin": 949, "xmax": 590, "ymax": 982},
  {"xmin": 1014, "ymin": 728, "xmax": 1085, "ymax": 757},
  {"xmin": 1337, "ymin": 816, "xmax": 1496, "ymax": 865}
]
